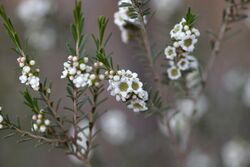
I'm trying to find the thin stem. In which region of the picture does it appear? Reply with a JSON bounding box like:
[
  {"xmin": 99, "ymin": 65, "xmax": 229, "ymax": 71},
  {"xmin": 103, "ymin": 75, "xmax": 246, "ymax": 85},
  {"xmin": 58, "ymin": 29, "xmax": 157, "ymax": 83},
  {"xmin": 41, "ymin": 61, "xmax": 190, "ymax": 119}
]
[
  {"xmin": 131, "ymin": 0, "xmax": 161, "ymax": 83},
  {"xmin": 6, "ymin": 124, "xmax": 66, "ymax": 144},
  {"xmin": 40, "ymin": 93, "xmax": 67, "ymax": 134},
  {"xmin": 204, "ymin": 3, "xmax": 231, "ymax": 82},
  {"xmin": 84, "ymin": 87, "xmax": 98, "ymax": 161},
  {"xmin": 204, "ymin": 0, "xmax": 250, "ymax": 82}
]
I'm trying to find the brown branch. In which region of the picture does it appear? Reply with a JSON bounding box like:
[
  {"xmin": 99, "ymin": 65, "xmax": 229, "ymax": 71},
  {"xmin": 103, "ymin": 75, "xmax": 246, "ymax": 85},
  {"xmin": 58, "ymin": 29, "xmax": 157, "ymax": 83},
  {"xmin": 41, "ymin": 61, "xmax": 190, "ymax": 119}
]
[
  {"xmin": 131, "ymin": 0, "xmax": 161, "ymax": 84},
  {"xmin": 7, "ymin": 124, "xmax": 67, "ymax": 144},
  {"xmin": 204, "ymin": 0, "xmax": 250, "ymax": 82},
  {"xmin": 40, "ymin": 93, "xmax": 67, "ymax": 134}
]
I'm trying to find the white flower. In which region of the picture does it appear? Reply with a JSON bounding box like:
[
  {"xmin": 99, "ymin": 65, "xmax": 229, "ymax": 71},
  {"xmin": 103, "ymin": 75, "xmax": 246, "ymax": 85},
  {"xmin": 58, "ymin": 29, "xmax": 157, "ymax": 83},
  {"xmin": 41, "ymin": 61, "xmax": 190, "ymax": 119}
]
[
  {"xmin": 29, "ymin": 60, "xmax": 36, "ymax": 66},
  {"xmin": 128, "ymin": 98, "xmax": 148, "ymax": 112},
  {"xmin": 61, "ymin": 70, "xmax": 68, "ymax": 79},
  {"xmin": 22, "ymin": 66, "xmax": 31, "ymax": 74},
  {"xmin": 73, "ymin": 74, "xmax": 90, "ymax": 88},
  {"xmin": 28, "ymin": 76, "xmax": 40, "ymax": 91},
  {"xmin": 192, "ymin": 28, "xmax": 200, "ymax": 37},
  {"xmin": 37, "ymin": 118, "xmax": 43, "ymax": 124},
  {"xmin": 33, "ymin": 123, "xmax": 38, "ymax": 131},
  {"xmin": 115, "ymin": 78, "xmax": 132, "ymax": 99},
  {"xmin": 39, "ymin": 125, "xmax": 47, "ymax": 133},
  {"xmin": 0, "ymin": 124, "xmax": 3, "ymax": 129},
  {"xmin": 131, "ymin": 78, "xmax": 143, "ymax": 93},
  {"xmin": 167, "ymin": 66, "xmax": 182, "ymax": 80},
  {"xmin": 179, "ymin": 34, "xmax": 198, "ymax": 52},
  {"xmin": 177, "ymin": 58, "xmax": 190, "ymax": 71},
  {"xmin": 79, "ymin": 63, "xmax": 86, "ymax": 70},
  {"xmin": 108, "ymin": 69, "xmax": 148, "ymax": 112},
  {"xmin": 165, "ymin": 46, "xmax": 177, "ymax": 60},
  {"xmin": 68, "ymin": 67, "xmax": 77, "ymax": 75},
  {"xmin": 44, "ymin": 119, "xmax": 50, "ymax": 126},
  {"xmin": 138, "ymin": 90, "xmax": 149, "ymax": 101},
  {"xmin": 19, "ymin": 75, "xmax": 28, "ymax": 83},
  {"xmin": 32, "ymin": 113, "xmax": 50, "ymax": 133},
  {"xmin": 170, "ymin": 23, "xmax": 186, "ymax": 40}
]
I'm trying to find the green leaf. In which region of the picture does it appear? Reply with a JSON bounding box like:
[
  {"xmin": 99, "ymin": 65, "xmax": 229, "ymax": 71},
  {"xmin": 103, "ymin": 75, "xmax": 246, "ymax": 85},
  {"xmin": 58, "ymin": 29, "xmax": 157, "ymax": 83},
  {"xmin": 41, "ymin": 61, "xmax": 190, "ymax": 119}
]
[
  {"xmin": 185, "ymin": 8, "xmax": 197, "ymax": 27},
  {"xmin": 0, "ymin": 5, "xmax": 24, "ymax": 55},
  {"xmin": 92, "ymin": 16, "xmax": 113, "ymax": 70},
  {"xmin": 21, "ymin": 89, "xmax": 40, "ymax": 114}
]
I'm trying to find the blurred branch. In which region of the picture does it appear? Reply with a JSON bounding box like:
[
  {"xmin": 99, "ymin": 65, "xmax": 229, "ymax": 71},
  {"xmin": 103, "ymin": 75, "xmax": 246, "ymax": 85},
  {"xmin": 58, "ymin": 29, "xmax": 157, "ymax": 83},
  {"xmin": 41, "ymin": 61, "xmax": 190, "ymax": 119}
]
[
  {"xmin": 204, "ymin": 0, "xmax": 250, "ymax": 81},
  {"xmin": 131, "ymin": 0, "xmax": 161, "ymax": 83}
]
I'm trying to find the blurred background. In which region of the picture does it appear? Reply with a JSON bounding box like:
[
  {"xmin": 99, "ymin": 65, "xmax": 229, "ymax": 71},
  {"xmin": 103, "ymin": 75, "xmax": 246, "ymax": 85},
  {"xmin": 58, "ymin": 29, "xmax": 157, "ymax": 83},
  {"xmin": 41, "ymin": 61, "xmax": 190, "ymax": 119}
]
[{"xmin": 0, "ymin": 0, "xmax": 250, "ymax": 167}]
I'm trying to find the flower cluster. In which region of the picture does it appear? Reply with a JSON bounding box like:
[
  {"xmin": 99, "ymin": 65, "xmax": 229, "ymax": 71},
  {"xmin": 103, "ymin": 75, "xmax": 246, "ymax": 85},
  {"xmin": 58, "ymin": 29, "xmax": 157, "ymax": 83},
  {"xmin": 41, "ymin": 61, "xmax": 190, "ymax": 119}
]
[
  {"xmin": 114, "ymin": 0, "xmax": 146, "ymax": 43},
  {"xmin": 17, "ymin": 57, "xmax": 40, "ymax": 91},
  {"xmin": 107, "ymin": 69, "xmax": 148, "ymax": 112},
  {"xmin": 32, "ymin": 112, "xmax": 50, "ymax": 133},
  {"xmin": 0, "ymin": 106, "xmax": 4, "ymax": 129},
  {"xmin": 61, "ymin": 55, "xmax": 105, "ymax": 88},
  {"xmin": 165, "ymin": 18, "xmax": 200, "ymax": 80}
]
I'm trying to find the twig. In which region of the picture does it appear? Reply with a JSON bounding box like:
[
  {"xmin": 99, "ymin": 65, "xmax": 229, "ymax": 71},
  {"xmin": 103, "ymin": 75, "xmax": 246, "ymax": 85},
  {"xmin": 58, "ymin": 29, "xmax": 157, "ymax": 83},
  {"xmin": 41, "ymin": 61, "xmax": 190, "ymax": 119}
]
[
  {"xmin": 7, "ymin": 124, "xmax": 66, "ymax": 144},
  {"xmin": 131, "ymin": 0, "xmax": 161, "ymax": 83},
  {"xmin": 40, "ymin": 93, "xmax": 67, "ymax": 134},
  {"xmin": 204, "ymin": 0, "xmax": 250, "ymax": 82}
]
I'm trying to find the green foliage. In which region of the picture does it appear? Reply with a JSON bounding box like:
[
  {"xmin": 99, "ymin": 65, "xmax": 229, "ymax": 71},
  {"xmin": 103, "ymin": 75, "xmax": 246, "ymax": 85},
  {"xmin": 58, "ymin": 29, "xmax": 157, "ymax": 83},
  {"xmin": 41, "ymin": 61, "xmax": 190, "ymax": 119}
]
[
  {"xmin": 69, "ymin": 0, "xmax": 86, "ymax": 57},
  {"xmin": 185, "ymin": 8, "xmax": 197, "ymax": 27},
  {"xmin": 92, "ymin": 16, "xmax": 113, "ymax": 70},
  {"xmin": 118, "ymin": 0, "xmax": 151, "ymax": 23},
  {"xmin": 0, "ymin": 6, "xmax": 24, "ymax": 56},
  {"xmin": 21, "ymin": 89, "xmax": 40, "ymax": 114},
  {"xmin": 144, "ymin": 90, "xmax": 169, "ymax": 117}
]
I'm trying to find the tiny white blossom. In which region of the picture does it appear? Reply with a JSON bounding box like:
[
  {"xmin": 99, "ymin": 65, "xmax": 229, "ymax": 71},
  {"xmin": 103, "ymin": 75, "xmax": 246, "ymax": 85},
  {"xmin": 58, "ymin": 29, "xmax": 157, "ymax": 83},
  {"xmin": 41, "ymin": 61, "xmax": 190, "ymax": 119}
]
[
  {"xmin": 108, "ymin": 69, "xmax": 148, "ymax": 112},
  {"xmin": 167, "ymin": 66, "xmax": 182, "ymax": 80},
  {"xmin": 177, "ymin": 58, "xmax": 190, "ymax": 71},
  {"xmin": 127, "ymin": 98, "xmax": 148, "ymax": 112},
  {"xmin": 39, "ymin": 125, "xmax": 47, "ymax": 133},
  {"xmin": 44, "ymin": 119, "xmax": 50, "ymax": 126},
  {"xmin": 22, "ymin": 66, "xmax": 31, "ymax": 74},
  {"xmin": 33, "ymin": 123, "xmax": 38, "ymax": 131},
  {"xmin": 19, "ymin": 75, "xmax": 28, "ymax": 84},
  {"xmin": 29, "ymin": 60, "xmax": 36, "ymax": 66},
  {"xmin": 165, "ymin": 46, "xmax": 177, "ymax": 60},
  {"xmin": 73, "ymin": 74, "xmax": 90, "ymax": 88},
  {"xmin": 28, "ymin": 76, "xmax": 40, "ymax": 91},
  {"xmin": 179, "ymin": 34, "xmax": 198, "ymax": 52}
]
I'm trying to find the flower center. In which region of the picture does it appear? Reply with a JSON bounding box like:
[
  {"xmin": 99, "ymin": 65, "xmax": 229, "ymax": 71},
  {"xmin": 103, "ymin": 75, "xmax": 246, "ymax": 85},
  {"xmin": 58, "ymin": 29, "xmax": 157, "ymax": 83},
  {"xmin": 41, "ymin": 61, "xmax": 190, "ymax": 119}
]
[
  {"xmin": 132, "ymin": 81, "xmax": 139, "ymax": 90},
  {"xmin": 171, "ymin": 68, "xmax": 179, "ymax": 76},
  {"xmin": 184, "ymin": 38, "xmax": 192, "ymax": 47},
  {"xmin": 133, "ymin": 103, "xmax": 143, "ymax": 109},
  {"xmin": 119, "ymin": 82, "xmax": 129, "ymax": 92},
  {"xmin": 168, "ymin": 49, "xmax": 174, "ymax": 55}
]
